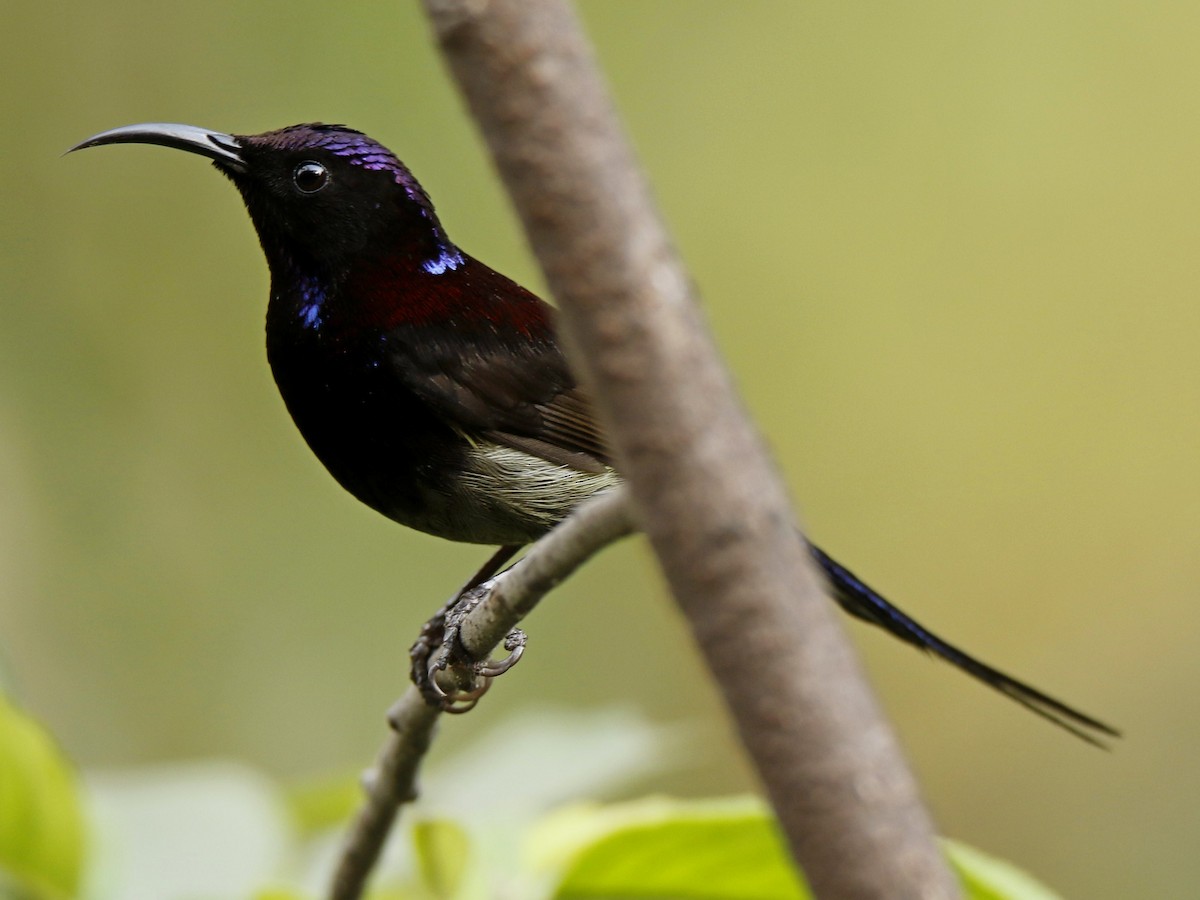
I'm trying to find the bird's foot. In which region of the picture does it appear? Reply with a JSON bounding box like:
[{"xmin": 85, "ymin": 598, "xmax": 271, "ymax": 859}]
[{"xmin": 408, "ymin": 583, "xmax": 527, "ymax": 714}]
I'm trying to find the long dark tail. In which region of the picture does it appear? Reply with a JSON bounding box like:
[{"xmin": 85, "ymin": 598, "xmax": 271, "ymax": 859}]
[{"xmin": 809, "ymin": 544, "xmax": 1119, "ymax": 747}]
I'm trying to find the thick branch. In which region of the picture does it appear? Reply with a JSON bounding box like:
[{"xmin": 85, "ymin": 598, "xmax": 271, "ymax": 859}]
[
  {"xmin": 420, "ymin": 2, "xmax": 960, "ymax": 897},
  {"xmin": 330, "ymin": 488, "xmax": 633, "ymax": 900}
]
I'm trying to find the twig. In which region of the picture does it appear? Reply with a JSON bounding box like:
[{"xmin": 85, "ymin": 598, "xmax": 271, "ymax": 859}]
[
  {"xmin": 420, "ymin": 2, "xmax": 961, "ymax": 898},
  {"xmin": 329, "ymin": 488, "xmax": 634, "ymax": 900}
]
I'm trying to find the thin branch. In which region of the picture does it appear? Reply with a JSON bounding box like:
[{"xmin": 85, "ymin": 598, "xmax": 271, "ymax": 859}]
[
  {"xmin": 329, "ymin": 488, "xmax": 634, "ymax": 900},
  {"xmin": 420, "ymin": 2, "xmax": 960, "ymax": 898},
  {"xmin": 330, "ymin": 693, "xmax": 438, "ymax": 900}
]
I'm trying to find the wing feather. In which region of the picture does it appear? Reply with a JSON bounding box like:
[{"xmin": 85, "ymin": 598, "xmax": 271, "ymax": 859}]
[{"xmin": 383, "ymin": 257, "xmax": 611, "ymax": 473}]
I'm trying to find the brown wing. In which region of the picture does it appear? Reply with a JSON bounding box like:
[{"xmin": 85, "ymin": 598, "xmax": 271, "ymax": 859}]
[
  {"xmin": 384, "ymin": 260, "xmax": 611, "ymax": 473},
  {"xmin": 490, "ymin": 385, "xmax": 610, "ymax": 473},
  {"xmin": 407, "ymin": 344, "xmax": 611, "ymax": 473}
]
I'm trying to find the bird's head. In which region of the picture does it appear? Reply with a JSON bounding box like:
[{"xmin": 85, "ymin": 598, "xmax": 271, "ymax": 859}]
[{"xmin": 69, "ymin": 123, "xmax": 460, "ymax": 277}]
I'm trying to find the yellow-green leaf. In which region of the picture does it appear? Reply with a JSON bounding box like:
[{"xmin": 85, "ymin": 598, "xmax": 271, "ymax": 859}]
[
  {"xmin": 534, "ymin": 796, "xmax": 1065, "ymax": 900},
  {"xmin": 535, "ymin": 796, "xmax": 809, "ymax": 900},
  {"xmin": 0, "ymin": 695, "xmax": 85, "ymax": 899},
  {"xmin": 412, "ymin": 818, "xmax": 470, "ymax": 898},
  {"xmin": 287, "ymin": 771, "xmax": 363, "ymax": 835},
  {"xmin": 947, "ymin": 839, "xmax": 1064, "ymax": 900}
]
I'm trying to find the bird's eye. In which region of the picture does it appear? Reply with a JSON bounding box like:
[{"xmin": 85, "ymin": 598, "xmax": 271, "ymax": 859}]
[{"xmin": 293, "ymin": 161, "xmax": 330, "ymax": 194}]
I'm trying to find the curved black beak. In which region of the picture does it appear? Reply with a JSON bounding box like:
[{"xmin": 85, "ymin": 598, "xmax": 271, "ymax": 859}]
[{"xmin": 67, "ymin": 123, "xmax": 246, "ymax": 173}]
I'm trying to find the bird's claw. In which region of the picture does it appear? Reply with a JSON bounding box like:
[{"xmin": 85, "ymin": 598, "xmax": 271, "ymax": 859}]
[
  {"xmin": 408, "ymin": 584, "xmax": 527, "ymax": 713},
  {"xmin": 476, "ymin": 629, "xmax": 526, "ymax": 677}
]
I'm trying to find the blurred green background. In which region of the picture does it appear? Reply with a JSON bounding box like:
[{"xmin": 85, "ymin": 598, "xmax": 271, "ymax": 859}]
[{"xmin": 2, "ymin": 1, "xmax": 1198, "ymax": 896}]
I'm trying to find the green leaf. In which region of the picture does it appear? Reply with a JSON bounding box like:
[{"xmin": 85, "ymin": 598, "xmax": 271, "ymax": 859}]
[
  {"xmin": 287, "ymin": 771, "xmax": 364, "ymax": 835},
  {"xmin": 533, "ymin": 796, "xmax": 810, "ymax": 900},
  {"xmin": 251, "ymin": 889, "xmax": 311, "ymax": 900},
  {"xmin": 534, "ymin": 796, "xmax": 1066, "ymax": 900},
  {"xmin": 412, "ymin": 818, "xmax": 471, "ymax": 899},
  {"xmin": 946, "ymin": 839, "xmax": 1064, "ymax": 900},
  {"xmin": 0, "ymin": 694, "xmax": 85, "ymax": 899}
]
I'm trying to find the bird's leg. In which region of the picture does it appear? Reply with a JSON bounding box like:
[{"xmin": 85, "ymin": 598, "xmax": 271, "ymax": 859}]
[{"xmin": 409, "ymin": 544, "xmax": 522, "ymax": 710}]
